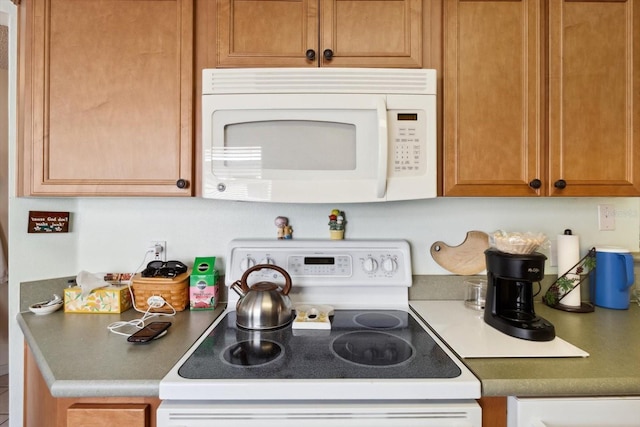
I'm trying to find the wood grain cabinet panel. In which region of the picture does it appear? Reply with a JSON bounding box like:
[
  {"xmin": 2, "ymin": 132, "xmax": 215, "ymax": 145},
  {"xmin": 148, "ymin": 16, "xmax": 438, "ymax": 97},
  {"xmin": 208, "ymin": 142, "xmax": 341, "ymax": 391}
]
[
  {"xmin": 443, "ymin": 0, "xmax": 640, "ymax": 196},
  {"xmin": 18, "ymin": 0, "xmax": 194, "ymax": 196},
  {"xmin": 548, "ymin": 0, "xmax": 640, "ymax": 196},
  {"xmin": 443, "ymin": 0, "xmax": 542, "ymax": 196},
  {"xmin": 217, "ymin": 0, "xmax": 318, "ymax": 67},
  {"xmin": 67, "ymin": 403, "xmax": 149, "ymax": 427},
  {"xmin": 217, "ymin": 0, "xmax": 422, "ymax": 67}
]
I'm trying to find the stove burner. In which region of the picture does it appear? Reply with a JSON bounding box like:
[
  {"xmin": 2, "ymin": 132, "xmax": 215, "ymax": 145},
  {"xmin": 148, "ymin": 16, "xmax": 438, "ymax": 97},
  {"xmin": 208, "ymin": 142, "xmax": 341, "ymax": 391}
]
[
  {"xmin": 353, "ymin": 312, "xmax": 402, "ymax": 329},
  {"xmin": 332, "ymin": 331, "xmax": 413, "ymax": 367},
  {"xmin": 221, "ymin": 339, "xmax": 283, "ymax": 367}
]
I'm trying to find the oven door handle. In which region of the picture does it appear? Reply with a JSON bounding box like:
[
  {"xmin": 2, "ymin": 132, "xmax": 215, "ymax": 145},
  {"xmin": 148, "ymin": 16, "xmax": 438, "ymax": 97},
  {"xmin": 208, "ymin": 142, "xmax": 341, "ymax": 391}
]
[{"xmin": 376, "ymin": 96, "xmax": 388, "ymax": 199}]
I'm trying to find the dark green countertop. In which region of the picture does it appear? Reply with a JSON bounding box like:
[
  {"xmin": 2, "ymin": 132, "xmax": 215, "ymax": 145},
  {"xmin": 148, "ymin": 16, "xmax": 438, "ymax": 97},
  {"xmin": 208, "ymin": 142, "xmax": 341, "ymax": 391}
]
[
  {"xmin": 19, "ymin": 306, "xmax": 224, "ymax": 397},
  {"xmin": 462, "ymin": 303, "xmax": 640, "ymax": 397},
  {"xmin": 19, "ymin": 276, "xmax": 224, "ymax": 398},
  {"xmin": 19, "ymin": 276, "xmax": 640, "ymax": 399}
]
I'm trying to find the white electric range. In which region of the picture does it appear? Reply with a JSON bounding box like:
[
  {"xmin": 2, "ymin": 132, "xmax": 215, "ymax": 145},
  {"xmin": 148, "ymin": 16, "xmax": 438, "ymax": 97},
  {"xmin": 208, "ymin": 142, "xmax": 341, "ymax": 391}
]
[{"xmin": 158, "ymin": 239, "xmax": 481, "ymax": 427}]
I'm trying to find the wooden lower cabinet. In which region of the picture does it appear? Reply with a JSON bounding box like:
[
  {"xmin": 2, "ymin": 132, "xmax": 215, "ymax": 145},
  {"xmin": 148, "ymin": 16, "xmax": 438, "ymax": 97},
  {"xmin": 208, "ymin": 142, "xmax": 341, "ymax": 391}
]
[
  {"xmin": 67, "ymin": 403, "xmax": 151, "ymax": 427},
  {"xmin": 24, "ymin": 345, "xmax": 161, "ymax": 427},
  {"xmin": 478, "ymin": 396, "xmax": 507, "ymax": 427}
]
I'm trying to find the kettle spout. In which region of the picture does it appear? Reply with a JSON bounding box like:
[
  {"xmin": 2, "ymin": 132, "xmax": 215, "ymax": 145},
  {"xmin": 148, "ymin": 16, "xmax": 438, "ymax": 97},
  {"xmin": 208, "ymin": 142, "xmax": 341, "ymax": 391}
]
[{"xmin": 231, "ymin": 281, "xmax": 246, "ymax": 297}]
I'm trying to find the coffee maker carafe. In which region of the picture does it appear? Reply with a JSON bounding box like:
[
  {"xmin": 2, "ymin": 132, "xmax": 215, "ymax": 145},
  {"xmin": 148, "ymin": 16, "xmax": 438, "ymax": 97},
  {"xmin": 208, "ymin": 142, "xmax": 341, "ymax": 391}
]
[{"xmin": 484, "ymin": 249, "xmax": 555, "ymax": 341}]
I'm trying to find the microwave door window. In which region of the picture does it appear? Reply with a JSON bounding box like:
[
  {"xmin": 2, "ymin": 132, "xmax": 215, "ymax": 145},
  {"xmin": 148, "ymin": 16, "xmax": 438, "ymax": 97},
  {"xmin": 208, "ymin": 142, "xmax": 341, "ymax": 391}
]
[
  {"xmin": 211, "ymin": 146, "xmax": 263, "ymax": 179},
  {"xmin": 219, "ymin": 120, "xmax": 357, "ymax": 175}
]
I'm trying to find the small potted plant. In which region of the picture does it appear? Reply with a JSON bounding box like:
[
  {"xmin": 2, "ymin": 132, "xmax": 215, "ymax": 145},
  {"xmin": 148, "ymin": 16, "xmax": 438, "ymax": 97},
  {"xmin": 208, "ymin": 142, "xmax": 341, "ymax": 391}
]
[{"xmin": 328, "ymin": 209, "xmax": 346, "ymax": 240}]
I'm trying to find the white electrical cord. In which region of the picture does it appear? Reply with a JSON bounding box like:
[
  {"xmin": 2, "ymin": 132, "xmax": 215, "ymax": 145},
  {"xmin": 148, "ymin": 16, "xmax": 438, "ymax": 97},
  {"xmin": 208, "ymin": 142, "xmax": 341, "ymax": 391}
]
[{"xmin": 107, "ymin": 248, "xmax": 177, "ymax": 337}]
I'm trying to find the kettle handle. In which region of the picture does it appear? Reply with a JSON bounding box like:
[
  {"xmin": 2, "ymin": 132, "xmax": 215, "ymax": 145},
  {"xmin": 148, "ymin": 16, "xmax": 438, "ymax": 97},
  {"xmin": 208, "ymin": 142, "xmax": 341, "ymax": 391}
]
[{"xmin": 237, "ymin": 264, "xmax": 293, "ymax": 295}]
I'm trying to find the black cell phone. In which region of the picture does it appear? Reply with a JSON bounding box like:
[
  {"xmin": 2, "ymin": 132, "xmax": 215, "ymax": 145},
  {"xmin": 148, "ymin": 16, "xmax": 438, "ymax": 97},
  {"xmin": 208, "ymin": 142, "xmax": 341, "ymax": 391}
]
[{"xmin": 127, "ymin": 321, "xmax": 172, "ymax": 343}]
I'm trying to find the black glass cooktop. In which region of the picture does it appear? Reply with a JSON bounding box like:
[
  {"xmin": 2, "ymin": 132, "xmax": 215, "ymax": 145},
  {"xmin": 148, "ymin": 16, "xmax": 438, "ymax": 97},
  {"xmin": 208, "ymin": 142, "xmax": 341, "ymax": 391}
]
[{"xmin": 178, "ymin": 310, "xmax": 462, "ymax": 380}]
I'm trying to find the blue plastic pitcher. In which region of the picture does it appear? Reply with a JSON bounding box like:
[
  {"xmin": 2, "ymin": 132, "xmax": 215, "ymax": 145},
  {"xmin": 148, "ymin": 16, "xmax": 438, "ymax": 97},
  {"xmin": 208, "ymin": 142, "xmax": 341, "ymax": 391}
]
[{"xmin": 591, "ymin": 247, "xmax": 635, "ymax": 309}]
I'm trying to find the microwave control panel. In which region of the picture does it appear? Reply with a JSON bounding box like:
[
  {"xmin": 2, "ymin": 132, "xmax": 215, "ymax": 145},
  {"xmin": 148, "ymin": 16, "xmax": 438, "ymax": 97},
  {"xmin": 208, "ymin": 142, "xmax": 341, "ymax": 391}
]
[{"xmin": 389, "ymin": 111, "xmax": 427, "ymax": 177}]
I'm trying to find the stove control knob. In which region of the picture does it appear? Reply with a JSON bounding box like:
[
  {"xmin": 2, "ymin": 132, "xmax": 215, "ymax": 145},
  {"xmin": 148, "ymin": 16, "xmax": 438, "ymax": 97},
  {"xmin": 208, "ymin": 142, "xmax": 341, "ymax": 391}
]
[
  {"xmin": 381, "ymin": 258, "xmax": 398, "ymax": 273},
  {"xmin": 240, "ymin": 257, "xmax": 256, "ymax": 271},
  {"xmin": 260, "ymin": 257, "xmax": 275, "ymax": 265},
  {"xmin": 363, "ymin": 257, "xmax": 378, "ymax": 273}
]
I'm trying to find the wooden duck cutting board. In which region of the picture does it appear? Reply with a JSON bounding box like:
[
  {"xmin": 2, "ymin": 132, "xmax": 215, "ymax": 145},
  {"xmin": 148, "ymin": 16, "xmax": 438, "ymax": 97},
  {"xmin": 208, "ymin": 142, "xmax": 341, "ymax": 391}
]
[{"xmin": 430, "ymin": 231, "xmax": 490, "ymax": 275}]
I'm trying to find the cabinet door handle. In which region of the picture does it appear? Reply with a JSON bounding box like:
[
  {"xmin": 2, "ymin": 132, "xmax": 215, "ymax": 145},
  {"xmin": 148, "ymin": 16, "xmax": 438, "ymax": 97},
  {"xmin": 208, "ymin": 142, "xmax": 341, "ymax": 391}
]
[
  {"xmin": 305, "ymin": 49, "xmax": 316, "ymax": 61},
  {"xmin": 176, "ymin": 179, "xmax": 189, "ymax": 189},
  {"xmin": 529, "ymin": 179, "xmax": 542, "ymax": 189},
  {"xmin": 554, "ymin": 179, "xmax": 567, "ymax": 189},
  {"xmin": 323, "ymin": 49, "xmax": 334, "ymax": 60}
]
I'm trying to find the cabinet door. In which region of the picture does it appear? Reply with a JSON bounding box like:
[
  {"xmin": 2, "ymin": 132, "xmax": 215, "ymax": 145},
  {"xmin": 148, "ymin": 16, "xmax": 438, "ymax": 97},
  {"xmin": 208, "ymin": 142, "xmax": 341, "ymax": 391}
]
[
  {"xmin": 443, "ymin": 0, "xmax": 543, "ymax": 196},
  {"xmin": 217, "ymin": 0, "xmax": 319, "ymax": 67},
  {"xmin": 19, "ymin": 0, "xmax": 193, "ymax": 196},
  {"xmin": 320, "ymin": 0, "xmax": 422, "ymax": 67},
  {"xmin": 217, "ymin": 0, "xmax": 422, "ymax": 68},
  {"xmin": 67, "ymin": 403, "xmax": 149, "ymax": 427},
  {"xmin": 548, "ymin": 0, "xmax": 640, "ymax": 196}
]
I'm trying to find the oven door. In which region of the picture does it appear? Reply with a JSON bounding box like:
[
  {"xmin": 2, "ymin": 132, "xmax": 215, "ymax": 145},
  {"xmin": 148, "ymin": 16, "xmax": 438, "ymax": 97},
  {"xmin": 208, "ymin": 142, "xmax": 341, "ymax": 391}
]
[
  {"xmin": 158, "ymin": 400, "xmax": 482, "ymax": 427},
  {"xmin": 202, "ymin": 92, "xmax": 435, "ymax": 203},
  {"xmin": 203, "ymin": 93, "xmax": 388, "ymax": 203}
]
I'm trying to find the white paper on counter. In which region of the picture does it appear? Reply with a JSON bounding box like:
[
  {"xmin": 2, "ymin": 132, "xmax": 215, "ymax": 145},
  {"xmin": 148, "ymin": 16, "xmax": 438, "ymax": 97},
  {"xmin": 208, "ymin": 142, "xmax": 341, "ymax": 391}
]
[{"xmin": 411, "ymin": 301, "xmax": 589, "ymax": 358}]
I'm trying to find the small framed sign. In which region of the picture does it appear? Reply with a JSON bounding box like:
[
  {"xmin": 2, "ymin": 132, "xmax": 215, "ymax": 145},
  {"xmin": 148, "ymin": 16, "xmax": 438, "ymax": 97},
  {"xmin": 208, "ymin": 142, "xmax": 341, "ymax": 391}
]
[{"xmin": 28, "ymin": 211, "xmax": 70, "ymax": 233}]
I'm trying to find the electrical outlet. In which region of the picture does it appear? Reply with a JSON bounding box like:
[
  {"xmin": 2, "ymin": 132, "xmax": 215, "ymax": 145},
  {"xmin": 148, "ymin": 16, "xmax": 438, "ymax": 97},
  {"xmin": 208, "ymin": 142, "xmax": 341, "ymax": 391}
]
[
  {"xmin": 598, "ymin": 204, "xmax": 616, "ymax": 231},
  {"xmin": 150, "ymin": 240, "xmax": 166, "ymax": 261}
]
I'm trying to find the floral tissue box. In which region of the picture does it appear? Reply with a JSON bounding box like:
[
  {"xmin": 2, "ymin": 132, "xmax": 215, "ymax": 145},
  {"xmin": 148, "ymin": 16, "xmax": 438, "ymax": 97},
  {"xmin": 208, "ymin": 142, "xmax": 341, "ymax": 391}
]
[{"xmin": 64, "ymin": 273, "xmax": 133, "ymax": 313}]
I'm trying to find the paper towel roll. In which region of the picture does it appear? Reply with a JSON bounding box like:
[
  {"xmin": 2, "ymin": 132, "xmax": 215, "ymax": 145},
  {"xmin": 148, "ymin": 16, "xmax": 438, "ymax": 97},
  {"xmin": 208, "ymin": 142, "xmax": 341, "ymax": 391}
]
[{"xmin": 557, "ymin": 230, "xmax": 581, "ymax": 307}]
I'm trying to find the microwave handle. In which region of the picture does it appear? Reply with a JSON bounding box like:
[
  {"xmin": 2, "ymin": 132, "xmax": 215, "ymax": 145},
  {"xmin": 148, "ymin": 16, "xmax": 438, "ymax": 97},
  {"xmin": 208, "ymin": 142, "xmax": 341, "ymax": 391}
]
[{"xmin": 376, "ymin": 97, "xmax": 388, "ymax": 198}]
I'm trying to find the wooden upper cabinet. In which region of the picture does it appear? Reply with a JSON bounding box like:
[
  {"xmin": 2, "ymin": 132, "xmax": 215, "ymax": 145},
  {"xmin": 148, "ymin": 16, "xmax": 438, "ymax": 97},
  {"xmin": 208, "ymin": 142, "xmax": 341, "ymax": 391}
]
[
  {"xmin": 217, "ymin": 0, "xmax": 422, "ymax": 68},
  {"xmin": 18, "ymin": 0, "xmax": 194, "ymax": 196},
  {"xmin": 443, "ymin": 0, "xmax": 640, "ymax": 197},
  {"xmin": 548, "ymin": 0, "xmax": 640, "ymax": 196},
  {"xmin": 443, "ymin": 0, "xmax": 543, "ymax": 196},
  {"xmin": 217, "ymin": 0, "xmax": 318, "ymax": 67}
]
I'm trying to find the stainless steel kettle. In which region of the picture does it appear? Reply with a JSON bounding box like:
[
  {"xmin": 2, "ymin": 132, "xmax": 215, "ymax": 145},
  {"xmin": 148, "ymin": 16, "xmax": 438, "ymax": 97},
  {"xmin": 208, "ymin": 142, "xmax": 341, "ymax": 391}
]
[{"xmin": 231, "ymin": 264, "xmax": 293, "ymax": 330}]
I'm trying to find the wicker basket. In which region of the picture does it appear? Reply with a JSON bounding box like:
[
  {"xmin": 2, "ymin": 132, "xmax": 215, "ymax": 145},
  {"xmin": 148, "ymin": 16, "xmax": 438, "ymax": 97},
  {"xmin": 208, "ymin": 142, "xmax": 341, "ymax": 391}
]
[{"xmin": 131, "ymin": 270, "xmax": 190, "ymax": 312}]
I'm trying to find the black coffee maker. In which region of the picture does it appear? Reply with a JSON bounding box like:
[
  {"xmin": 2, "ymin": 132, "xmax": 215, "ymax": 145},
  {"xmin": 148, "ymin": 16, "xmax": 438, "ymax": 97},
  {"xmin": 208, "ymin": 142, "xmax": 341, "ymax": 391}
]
[{"xmin": 484, "ymin": 249, "xmax": 555, "ymax": 341}]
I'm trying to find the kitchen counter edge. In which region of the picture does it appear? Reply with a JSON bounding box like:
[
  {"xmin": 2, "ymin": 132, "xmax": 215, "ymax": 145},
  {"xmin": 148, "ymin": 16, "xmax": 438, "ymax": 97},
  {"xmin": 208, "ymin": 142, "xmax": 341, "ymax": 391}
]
[
  {"xmin": 18, "ymin": 276, "xmax": 226, "ymax": 398},
  {"xmin": 19, "ymin": 276, "xmax": 640, "ymax": 399}
]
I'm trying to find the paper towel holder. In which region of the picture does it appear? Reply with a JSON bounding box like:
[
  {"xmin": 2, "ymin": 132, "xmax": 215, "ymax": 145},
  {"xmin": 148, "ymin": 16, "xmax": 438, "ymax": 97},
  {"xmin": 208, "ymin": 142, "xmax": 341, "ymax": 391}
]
[{"xmin": 543, "ymin": 247, "xmax": 596, "ymax": 313}]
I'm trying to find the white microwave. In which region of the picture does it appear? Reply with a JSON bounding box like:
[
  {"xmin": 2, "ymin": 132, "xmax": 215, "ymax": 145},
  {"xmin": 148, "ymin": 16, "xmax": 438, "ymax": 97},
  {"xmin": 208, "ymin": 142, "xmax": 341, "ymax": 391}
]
[{"xmin": 202, "ymin": 68, "xmax": 436, "ymax": 203}]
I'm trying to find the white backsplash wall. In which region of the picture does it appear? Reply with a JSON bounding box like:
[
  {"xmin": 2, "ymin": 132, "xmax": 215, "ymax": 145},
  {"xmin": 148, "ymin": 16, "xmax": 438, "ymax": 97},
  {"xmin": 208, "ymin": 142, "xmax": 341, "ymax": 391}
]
[{"xmin": 51, "ymin": 196, "xmax": 640, "ymax": 277}]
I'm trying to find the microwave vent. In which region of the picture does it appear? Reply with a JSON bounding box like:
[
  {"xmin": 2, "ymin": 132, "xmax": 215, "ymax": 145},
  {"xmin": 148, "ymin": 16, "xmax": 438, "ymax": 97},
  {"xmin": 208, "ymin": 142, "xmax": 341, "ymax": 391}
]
[{"xmin": 203, "ymin": 68, "xmax": 436, "ymax": 95}]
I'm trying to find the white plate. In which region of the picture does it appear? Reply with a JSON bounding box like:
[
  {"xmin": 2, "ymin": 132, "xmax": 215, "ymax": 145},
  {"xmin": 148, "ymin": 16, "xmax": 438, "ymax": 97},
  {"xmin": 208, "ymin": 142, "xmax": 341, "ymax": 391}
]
[{"xmin": 29, "ymin": 300, "xmax": 63, "ymax": 315}]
